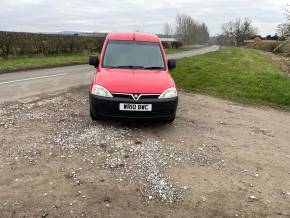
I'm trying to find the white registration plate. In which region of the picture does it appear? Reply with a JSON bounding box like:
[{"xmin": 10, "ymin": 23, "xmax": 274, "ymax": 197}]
[{"xmin": 119, "ymin": 103, "xmax": 152, "ymax": 111}]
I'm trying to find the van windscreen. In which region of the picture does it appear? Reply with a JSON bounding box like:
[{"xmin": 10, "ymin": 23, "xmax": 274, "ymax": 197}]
[{"xmin": 102, "ymin": 40, "xmax": 165, "ymax": 70}]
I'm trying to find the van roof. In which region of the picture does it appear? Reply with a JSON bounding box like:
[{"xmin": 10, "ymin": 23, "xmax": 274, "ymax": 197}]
[{"xmin": 107, "ymin": 32, "xmax": 161, "ymax": 42}]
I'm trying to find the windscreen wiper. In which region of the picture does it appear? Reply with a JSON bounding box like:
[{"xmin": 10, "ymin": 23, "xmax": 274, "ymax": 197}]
[
  {"xmin": 144, "ymin": 66, "xmax": 164, "ymax": 70},
  {"xmin": 110, "ymin": 65, "xmax": 144, "ymax": 69}
]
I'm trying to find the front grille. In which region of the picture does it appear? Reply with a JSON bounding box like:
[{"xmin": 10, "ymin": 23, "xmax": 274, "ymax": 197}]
[
  {"xmin": 112, "ymin": 93, "xmax": 160, "ymax": 100},
  {"xmin": 139, "ymin": 95, "xmax": 160, "ymax": 99},
  {"xmin": 112, "ymin": 94, "xmax": 131, "ymax": 99}
]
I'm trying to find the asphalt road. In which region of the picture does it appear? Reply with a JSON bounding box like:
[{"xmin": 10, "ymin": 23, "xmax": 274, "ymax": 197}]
[{"xmin": 0, "ymin": 45, "xmax": 219, "ymax": 102}]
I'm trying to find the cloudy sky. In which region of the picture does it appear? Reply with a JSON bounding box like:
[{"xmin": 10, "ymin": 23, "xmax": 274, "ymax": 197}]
[{"xmin": 0, "ymin": 0, "xmax": 288, "ymax": 36}]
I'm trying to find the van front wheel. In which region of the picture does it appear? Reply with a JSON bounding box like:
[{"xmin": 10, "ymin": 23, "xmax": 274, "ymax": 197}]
[
  {"xmin": 90, "ymin": 109, "xmax": 101, "ymax": 121},
  {"xmin": 164, "ymin": 115, "xmax": 175, "ymax": 124}
]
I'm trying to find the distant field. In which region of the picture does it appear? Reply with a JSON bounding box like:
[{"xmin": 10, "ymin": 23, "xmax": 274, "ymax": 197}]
[
  {"xmin": 0, "ymin": 54, "xmax": 88, "ymax": 73},
  {"xmin": 172, "ymin": 47, "xmax": 290, "ymax": 108}
]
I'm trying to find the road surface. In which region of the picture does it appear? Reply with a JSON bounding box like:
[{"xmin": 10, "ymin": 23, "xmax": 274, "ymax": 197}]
[{"xmin": 0, "ymin": 45, "xmax": 219, "ymax": 102}]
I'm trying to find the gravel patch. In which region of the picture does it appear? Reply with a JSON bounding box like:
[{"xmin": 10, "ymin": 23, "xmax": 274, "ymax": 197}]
[{"xmin": 48, "ymin": 116, "xmax": 222, "ymax": 204}]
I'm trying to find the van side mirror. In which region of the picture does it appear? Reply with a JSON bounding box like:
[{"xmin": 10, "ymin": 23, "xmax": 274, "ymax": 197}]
[
  {"xmin": 168, "ymin": 59, "xmax": 176, "ymax": 70},
  {"xmin": 89, "ymin": 56, "xmax": 99, "ymax": 68}
]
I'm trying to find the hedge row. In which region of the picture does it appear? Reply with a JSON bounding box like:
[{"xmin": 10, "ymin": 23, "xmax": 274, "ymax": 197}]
[
  {"xmin": 274, "ymin": 39, "xmax": 290, "ymax": 56},
  {"xmin": 246, "ymin": 41, "xmax": 281, "ymax": 52},
  {"xmin": 0, "ymin": 31, "xmax": 105, "ymax": 58},
  {"xmin": 161, "ymin": 41, "xmax": 183, "ymax": 49}
]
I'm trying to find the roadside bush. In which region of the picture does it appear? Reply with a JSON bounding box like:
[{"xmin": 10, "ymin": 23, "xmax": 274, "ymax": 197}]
[
  {"xmin": 161, "ymin": 41, "xmax": 183, "ymax": 49},
  {"xmin": 0, "ymin": 31, "xmax": 105, "ymax": 58},
  {"xmin": 172, "ymin": 41, "xmax": 183, "ymax": 48},
  {"xmin": 246, "ymin": 41, "xmax": 280, "ymax": 52},
  {"xmin": 274, "ymin": 39, "xmax": 290, "ymax": 56}
]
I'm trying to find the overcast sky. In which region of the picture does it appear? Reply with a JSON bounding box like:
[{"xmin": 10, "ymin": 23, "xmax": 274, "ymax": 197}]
[{"xmin": 0, "ymin": 0, "xmax": 288, "ymax": 36}]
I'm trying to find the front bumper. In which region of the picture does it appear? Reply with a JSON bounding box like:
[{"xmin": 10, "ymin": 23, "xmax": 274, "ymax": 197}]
[{"xmin": 89, "ymin": 93, "xmax": 178, "ymax": 121}]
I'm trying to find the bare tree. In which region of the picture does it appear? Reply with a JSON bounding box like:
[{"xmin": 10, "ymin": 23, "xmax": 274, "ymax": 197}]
[
  {"xmin": 163, "ymin": 23, "xmax": 174, "ymax": 37},
  {"xmin": 222, "ymin": 18, "xmax": 257, "ymax": 46},
  {"xmin": 276, "ymin": 5, "xmax": 290, "ymax": 40},
  {"xmin": 175, "ymin": 14, "xmax": 193, "ymax": 45},
  {"xmin": 222, "ymin": 21, "xmax": 236, "ymax": 46},
  {"xmin": 277, "ymin": 23, "xmax": 290, "ymax": 39},
  {"xmin": 175, "ymin": 14, "xmax": 209, "ymax": 45}
]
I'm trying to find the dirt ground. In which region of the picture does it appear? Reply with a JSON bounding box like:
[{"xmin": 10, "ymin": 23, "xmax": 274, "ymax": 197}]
[{"xmin": 1, "ymin": 86, "xmax": 290, "ymax": 218}]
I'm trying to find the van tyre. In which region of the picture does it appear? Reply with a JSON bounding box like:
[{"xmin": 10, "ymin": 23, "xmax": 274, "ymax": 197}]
[
  {"xmin": 165, "ymin": 116, "xmax": 175, "ymax": 124},
  {"xmin": 90, "ymin": 109, "xmax": 101, "ymax": 121}
]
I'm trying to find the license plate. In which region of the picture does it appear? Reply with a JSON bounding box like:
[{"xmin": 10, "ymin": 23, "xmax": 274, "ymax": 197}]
[{"xmin": 119, "ymin": 103, "xmax": 152, "ymax": 111}]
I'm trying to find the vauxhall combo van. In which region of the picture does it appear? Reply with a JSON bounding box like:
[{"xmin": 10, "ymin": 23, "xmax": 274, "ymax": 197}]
[{"xmin": 88, "ymin": 32, "xmax": 178, "ymax": 122}]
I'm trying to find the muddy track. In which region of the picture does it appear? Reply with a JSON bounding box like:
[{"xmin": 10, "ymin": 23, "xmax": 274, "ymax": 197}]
[{"xmin": 1, "ymin": 86, "xmax": 290, "ymax": 217}]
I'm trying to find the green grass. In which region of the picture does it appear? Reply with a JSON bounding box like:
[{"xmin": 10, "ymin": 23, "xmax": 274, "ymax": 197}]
[
  {"xmin": 0, "ymin": 54, "xmax": 88, "ymax": 73},
  {"xmin": 172, "ymin": 47, "xmax": 290, "ymax": 108},
  {"xmin": 165, "ymin": 46, "xmax": 204, "ymax": 54},
  {"xmin": 165, "ymin": 47, "xmax": 191, "ymax": 54}
]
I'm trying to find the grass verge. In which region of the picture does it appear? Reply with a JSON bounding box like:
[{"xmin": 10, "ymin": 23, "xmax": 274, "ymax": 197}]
[
  {"xmin": 172, "ymin": 47, "xmax": 290, "ymax": 108},
  {"xmin": 0, "ymin": 54, "xmax": 88, "ymax": 73}
]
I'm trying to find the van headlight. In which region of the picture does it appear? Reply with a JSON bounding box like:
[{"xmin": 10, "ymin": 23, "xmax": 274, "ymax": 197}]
[
  {"xmin": 159, "ymin": 87, "xmax": 177, "ymax": 99},
  {"xmin": 91, "ymin": 85, "xmax": 113, "ymax": 98}
]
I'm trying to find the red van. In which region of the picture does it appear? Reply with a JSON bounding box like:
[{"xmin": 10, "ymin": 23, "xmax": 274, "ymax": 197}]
[{"xmin": 88, "ymin": 32, "xmax": 178, "ymax": 122}]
